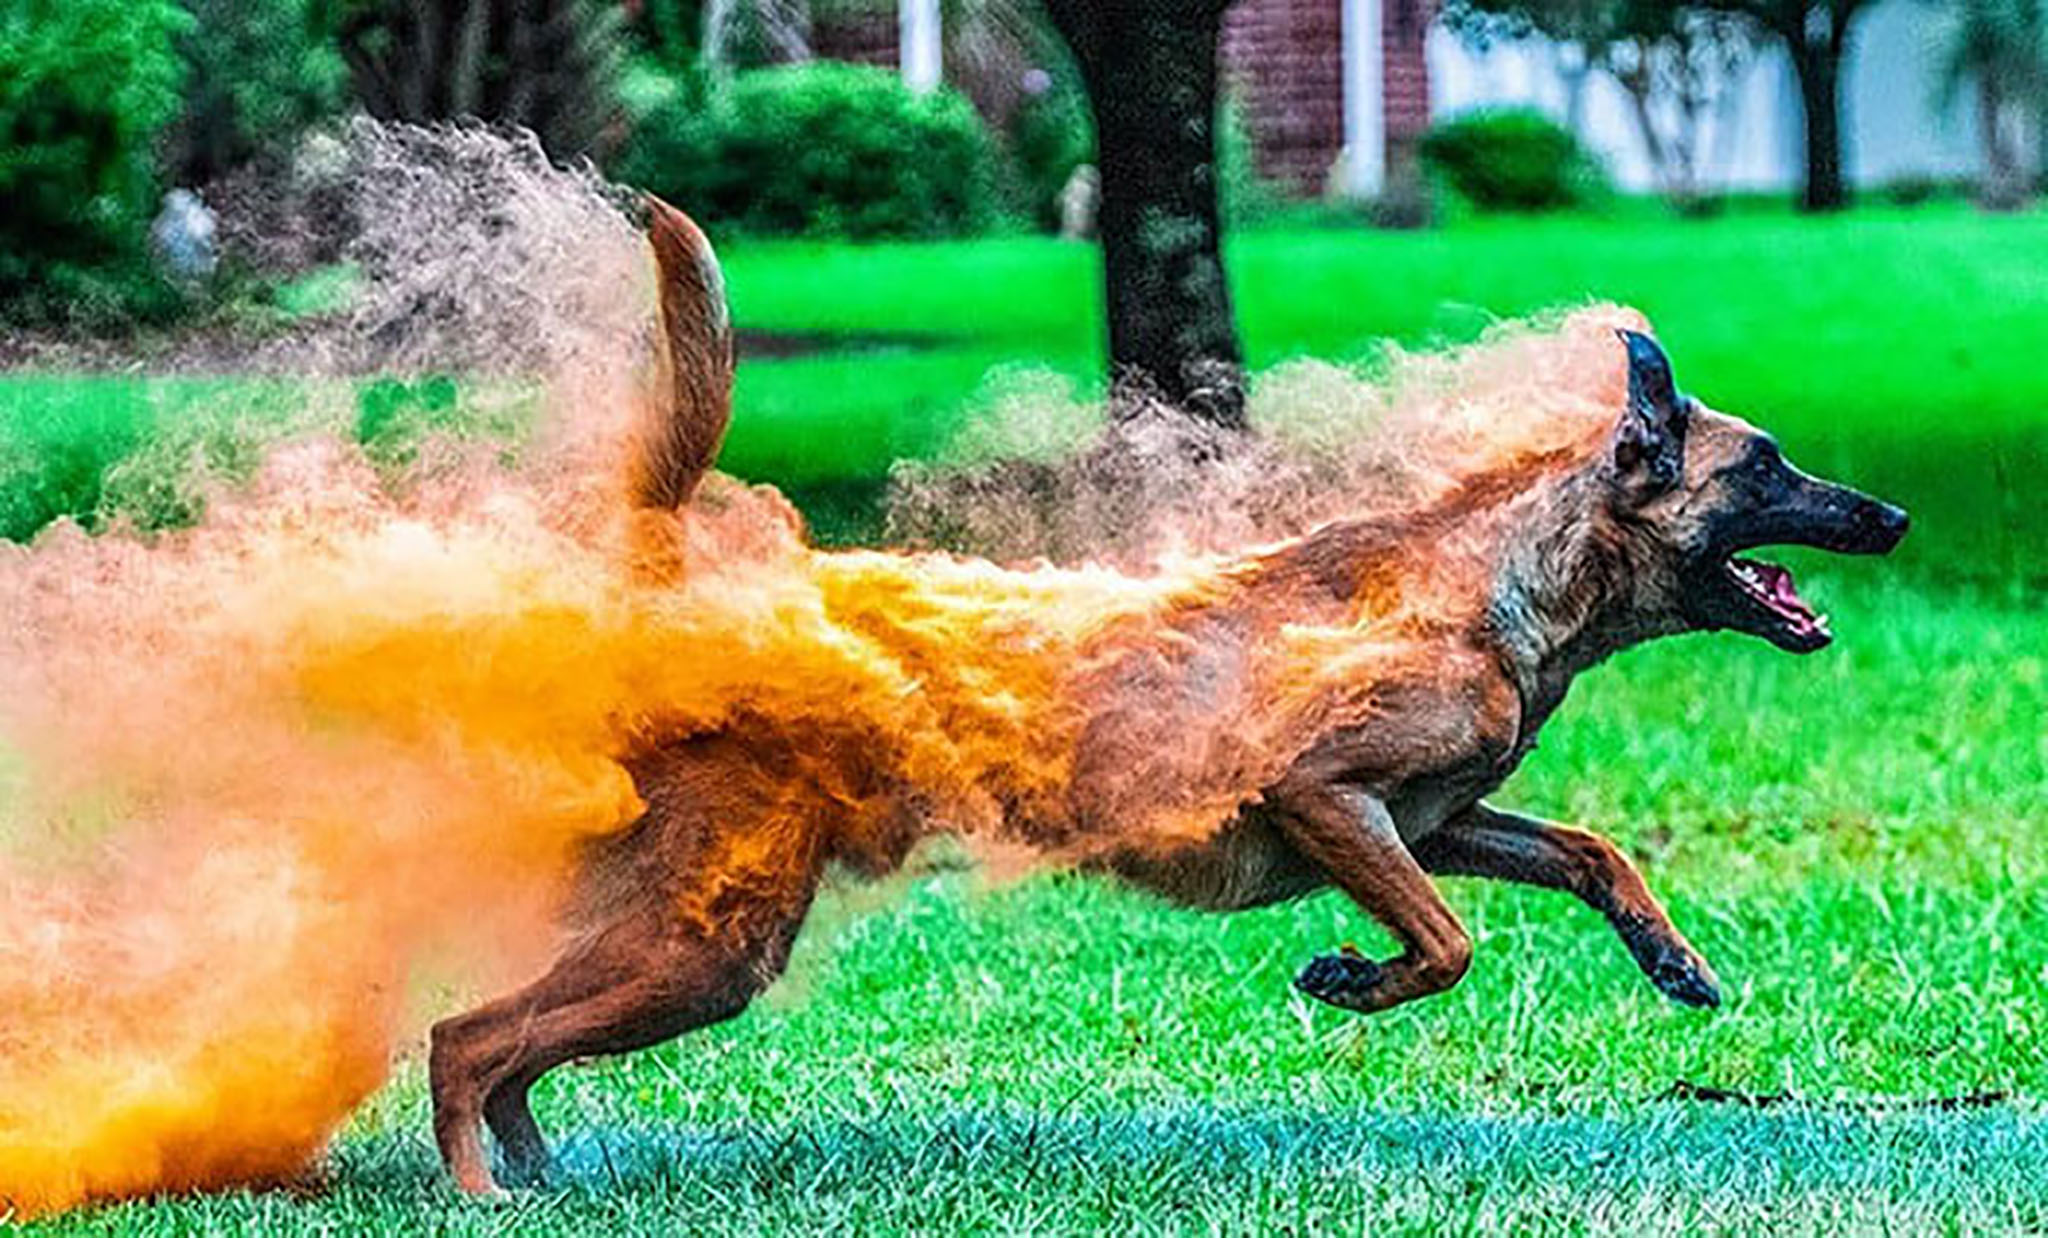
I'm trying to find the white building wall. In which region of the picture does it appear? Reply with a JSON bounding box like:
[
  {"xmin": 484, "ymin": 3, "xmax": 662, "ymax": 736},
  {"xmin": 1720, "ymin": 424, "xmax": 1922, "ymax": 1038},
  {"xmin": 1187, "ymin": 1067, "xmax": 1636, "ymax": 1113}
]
[
  {"xmin": 1847, "ymin": 4, "xmax": 1980, "ymax": 182},
  {"xmin": 1426, "ymin": 0, "xmax": 1978, "ymax": 194}
]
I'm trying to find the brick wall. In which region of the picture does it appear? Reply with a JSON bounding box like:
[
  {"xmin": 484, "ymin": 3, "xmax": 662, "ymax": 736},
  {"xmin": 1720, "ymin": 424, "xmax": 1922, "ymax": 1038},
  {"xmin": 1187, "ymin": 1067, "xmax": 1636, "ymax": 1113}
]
[
  {"xmin": 1221, "ymin": 0, "xmax": 1344, "ymax": 194},
  {"xmin": 1222, "ymin": 0, "xmax": 1436, "ymax": 196},
  {"xmin": 810, "ymin": 1, "xmax": 1437, "ymax": 200},
  {"xmin": 812, "ymin": 9, "xmax": 898, "ymax": 69},
  {"xmin": 1381, "ymin": 0, "xmax": 1433, "ymax": 153}
]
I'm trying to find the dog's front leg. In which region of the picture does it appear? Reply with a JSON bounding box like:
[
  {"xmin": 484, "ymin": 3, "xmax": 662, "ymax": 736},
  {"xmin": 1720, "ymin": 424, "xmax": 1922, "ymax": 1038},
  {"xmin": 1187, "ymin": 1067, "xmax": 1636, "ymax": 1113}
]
[
  {"xmin": 1411, "ymin": 803, "xmax": 1720, "ymax": 1008},
  {"xmin": 1270, "ymin": 782, "xmax": 1473, "ymax": 1015}
]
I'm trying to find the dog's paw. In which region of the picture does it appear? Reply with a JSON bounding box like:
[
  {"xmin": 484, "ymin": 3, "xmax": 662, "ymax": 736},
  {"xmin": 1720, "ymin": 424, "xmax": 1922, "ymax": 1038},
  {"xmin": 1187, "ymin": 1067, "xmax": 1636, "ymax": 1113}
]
[
  {"xmin": 1295, "ymin": 952, "xmax": 1385, "ymax": 1012},
  {"xmin": 1648, "ymin": 950, "xmax": 1722, "ymax": 1009}
]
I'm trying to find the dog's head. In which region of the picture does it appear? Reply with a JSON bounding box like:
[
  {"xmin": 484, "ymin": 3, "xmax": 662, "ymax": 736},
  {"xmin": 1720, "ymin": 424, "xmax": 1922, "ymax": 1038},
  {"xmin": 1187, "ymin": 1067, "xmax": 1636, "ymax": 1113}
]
[{"xmin": 1602, "ymin": 330, "xmax": 1908, "ymax": 652}]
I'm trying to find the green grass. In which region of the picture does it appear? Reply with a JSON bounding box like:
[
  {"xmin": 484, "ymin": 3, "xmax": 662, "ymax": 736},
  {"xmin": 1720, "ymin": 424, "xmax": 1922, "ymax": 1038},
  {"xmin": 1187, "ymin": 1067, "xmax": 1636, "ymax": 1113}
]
[
  {"xmin": 7, "ymin": 207, "xmax": 2048, "ymax": 1231},
  {"xmin": 32, "ymin": 1111, "xmax": 2048, "ymax": 1233},
  {"xmin": 715, "ymin": 204, "xmax": 2048, "ymax": 577},
  {"xmin": 719, "ymin": 203, "xmax": 2048, "ymax": 402},
  {"xmin": 23, "ymin": 584, "xmax": 2048, "ymax": 1233},
  {"xmin": 9, "ymin": 204, "xmax": 2041, "ymax": 570}
]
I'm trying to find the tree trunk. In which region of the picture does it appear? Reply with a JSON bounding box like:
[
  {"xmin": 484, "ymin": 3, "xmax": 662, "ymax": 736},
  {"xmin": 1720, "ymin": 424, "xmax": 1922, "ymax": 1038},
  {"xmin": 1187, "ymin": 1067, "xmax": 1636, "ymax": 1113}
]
[
  {"xmin": 1614, "ymin": 51, "xmax": 1676, "ymax": 200},
  {"xmin": 2037, "ymin": 77, "xmax": 2048, "ymax": 197},
  {"xmin": 338, "ymin": 0, "xmax": 622, "ymax": 157},
  {"xmin": 1976, "ymin": 72, "xmax": 2033, "ymax": 210},
  {"xmin": 1042, "ymin": 0, "xmax": 1246, "ymax": 429},
  {"xmin": 1786, "ymin": 24, "xmax": 1848, "ymax": 212}
]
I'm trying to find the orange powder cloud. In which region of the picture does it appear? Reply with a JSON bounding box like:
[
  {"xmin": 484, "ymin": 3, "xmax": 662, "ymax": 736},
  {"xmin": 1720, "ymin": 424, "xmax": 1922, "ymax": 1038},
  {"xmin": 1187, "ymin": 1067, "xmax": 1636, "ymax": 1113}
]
[{"xmin": 0, "ymin": 246, "xmax": 1642, "ymax": 1218}]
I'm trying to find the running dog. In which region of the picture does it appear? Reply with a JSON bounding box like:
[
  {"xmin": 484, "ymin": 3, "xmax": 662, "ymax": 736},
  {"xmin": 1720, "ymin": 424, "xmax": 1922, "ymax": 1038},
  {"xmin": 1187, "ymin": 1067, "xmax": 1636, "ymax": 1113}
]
[{"xmin": 428, "ymin": 200, "xmax": 1908, "ymax": 1193}]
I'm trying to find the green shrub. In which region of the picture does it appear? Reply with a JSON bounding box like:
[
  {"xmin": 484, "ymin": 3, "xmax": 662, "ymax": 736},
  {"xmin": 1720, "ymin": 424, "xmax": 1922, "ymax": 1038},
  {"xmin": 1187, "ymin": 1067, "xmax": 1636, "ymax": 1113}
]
[
  {"xmin": 1880, "ymin": 173, "xmax": 1963, "ymax": 208},
  {"xmin": 0, "ymin": 0, "xmax": 191, "ymax": 324},
  {"xmin": 1008, "ymin": 79, "xmax": 1094, "ymax": 231},
  {"xmin": 0, "ymin": 379, "xmax": 145, "ymax": 542},
  {"xmin": 626, "ymin": 0, "xmax": 706, "ymax": 72},
  {"xmin": 95, "ymin": 393, "xmax": 279, "ymax": 533},
  {"xmin": 168, "ymin": 0, "xmax": 348, "ymax": 185},
  {"xmin": 1419, "ymin": 107, "xmax": 1606, "ymax": 213},
  {"xmin": 616, "ymin": 63, "xmax": 1001, "ymax": 239},
  {"xmin": 1218, "ymin": 94, "xmax": 1280, "ymax": 225}
]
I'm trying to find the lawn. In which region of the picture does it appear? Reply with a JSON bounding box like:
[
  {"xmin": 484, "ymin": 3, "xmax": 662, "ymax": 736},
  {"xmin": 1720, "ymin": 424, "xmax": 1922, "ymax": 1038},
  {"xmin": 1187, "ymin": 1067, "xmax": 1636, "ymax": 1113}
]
[
  {"xmin": 8, "ymin": 203, "xmax": 2047, "ymax": 566},
  {"xmin": 719, "ymin": 203, "xmax": 2048, "ymax": 577},
  {"xmin": 6, "ymin": 206, "xmax": 2048, "ymax": 1232}
]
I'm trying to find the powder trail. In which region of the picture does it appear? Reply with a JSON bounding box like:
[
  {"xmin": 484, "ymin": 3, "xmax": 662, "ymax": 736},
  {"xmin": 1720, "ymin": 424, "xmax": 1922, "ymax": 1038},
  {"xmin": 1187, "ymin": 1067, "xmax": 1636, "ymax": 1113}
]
[{"xmin": 0, "ymin": 126, "xmax": 1643, "ymax": 1218}]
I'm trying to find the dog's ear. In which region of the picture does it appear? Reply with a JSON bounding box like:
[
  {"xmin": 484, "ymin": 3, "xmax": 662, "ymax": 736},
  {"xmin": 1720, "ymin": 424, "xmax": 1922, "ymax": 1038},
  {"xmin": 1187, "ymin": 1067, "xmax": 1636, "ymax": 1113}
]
[{"xmin": 1612, "ymin": 329, "xmax": 1689, "ymax": 492}]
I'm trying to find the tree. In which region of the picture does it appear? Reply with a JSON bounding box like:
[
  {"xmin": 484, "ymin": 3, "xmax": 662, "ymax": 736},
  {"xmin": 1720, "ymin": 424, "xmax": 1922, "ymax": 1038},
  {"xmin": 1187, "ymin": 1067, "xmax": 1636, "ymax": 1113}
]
[
  {"xmin": 1040, "ymin": 0, "xmax": 1246, "ymax": 429},
  {"xmin": 1450, "ymin": 0, "xmax": 1867, "ymax": 211},
  {"xmin": 1604, "ymin": 13, "xmax": 1755, "ymax": 209},
  {"xmin": 333, "ymin": 0, "xmax": 627, "ymax": 157},
  {"xmin": 939, "ymin": 0, "xmax": 1052, "ymax": 126},
  {"xmin": 1690, "ymin": 0, "xmax": 1871, "ymax": 210},
  {"xmin": 1930, "ymin": 0, "xmax": 2045, "ymax": 209},
  {"xmin": 1445, "ymin": 0, "xmax": 1754, "ymax": 210},
  {"xmin": 170, "ymin": 0, "xmax": 347, "ymax": 185},
  {"xmin": 702, "ymin": 0, "xmax": 812, "ymax": 73},
  {"xmin": 0, "ymin": 0, "xmax": 190, "ymax": 321},
  {"xmin": 627, "ymin": 0, "xmax": 708, "ymax": 70}
]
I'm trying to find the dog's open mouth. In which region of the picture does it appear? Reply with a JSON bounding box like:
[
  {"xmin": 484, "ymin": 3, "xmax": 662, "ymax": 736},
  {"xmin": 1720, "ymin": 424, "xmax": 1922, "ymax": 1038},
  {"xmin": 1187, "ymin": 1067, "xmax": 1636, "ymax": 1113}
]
[{"xmin": 1725, "ymin": 556, "xmax": 1830, "ymax": 650}]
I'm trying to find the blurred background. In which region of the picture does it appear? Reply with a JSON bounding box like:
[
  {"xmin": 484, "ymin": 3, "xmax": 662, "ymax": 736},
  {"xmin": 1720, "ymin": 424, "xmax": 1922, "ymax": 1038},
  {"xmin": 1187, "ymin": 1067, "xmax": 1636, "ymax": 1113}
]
[{"xmin": 1, "ymin": 0, "xmax": 2043, "ymax": 559}]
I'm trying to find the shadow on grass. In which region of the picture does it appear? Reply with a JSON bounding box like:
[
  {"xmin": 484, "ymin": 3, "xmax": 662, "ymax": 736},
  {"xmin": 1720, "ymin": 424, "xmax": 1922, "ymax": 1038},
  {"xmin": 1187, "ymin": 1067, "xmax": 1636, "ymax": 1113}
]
[
  {"xmin": 735, "ymin": 328, "xmax": 959, "ymax": 360},
  {"xmin": 238, "ymin": 1106, "xmax": 2048, "ymax": 1234},
  {"xmin": 32, "ymin": 1107, "xmax": 2048, "ymax": 1233}
]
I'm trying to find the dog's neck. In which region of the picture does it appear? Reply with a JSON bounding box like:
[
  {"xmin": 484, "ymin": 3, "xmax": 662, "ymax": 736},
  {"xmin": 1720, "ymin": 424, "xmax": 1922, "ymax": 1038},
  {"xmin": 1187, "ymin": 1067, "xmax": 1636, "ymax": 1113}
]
[{"xmin": 1484, "ymin": 465, "xmax": 1686, "ymax": 717}]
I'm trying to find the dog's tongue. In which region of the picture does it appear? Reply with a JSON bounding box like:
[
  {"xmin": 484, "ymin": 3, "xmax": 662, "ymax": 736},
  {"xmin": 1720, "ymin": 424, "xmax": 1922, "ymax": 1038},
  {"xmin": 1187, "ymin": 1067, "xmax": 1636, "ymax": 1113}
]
[
  {"xmin": 1757, "ymin": 562, "xmax": 1810, "ymax": 617},
  {"xmin": 1737, "ymin": 558, "xmax": 1827, "ymax": 634}
]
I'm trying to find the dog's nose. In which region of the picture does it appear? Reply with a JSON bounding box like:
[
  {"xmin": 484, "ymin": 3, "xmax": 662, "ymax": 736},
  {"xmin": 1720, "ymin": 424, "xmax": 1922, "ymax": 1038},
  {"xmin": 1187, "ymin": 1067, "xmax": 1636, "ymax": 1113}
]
[{"xmin": 1858, "ymin": 501, "xmax": 1909, "ymax": 548}]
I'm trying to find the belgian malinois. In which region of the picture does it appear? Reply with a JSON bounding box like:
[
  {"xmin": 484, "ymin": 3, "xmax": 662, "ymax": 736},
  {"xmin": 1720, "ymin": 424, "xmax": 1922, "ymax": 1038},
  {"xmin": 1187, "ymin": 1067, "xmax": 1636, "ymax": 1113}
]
[{"xmin": 428, "ymin": 201, "xmax": 1908, "ymax": 1193}]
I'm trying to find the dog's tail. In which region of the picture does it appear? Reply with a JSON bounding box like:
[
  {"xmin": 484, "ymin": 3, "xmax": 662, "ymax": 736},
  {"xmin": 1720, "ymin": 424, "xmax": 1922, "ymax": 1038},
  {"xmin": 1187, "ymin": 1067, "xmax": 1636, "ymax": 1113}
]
[{"xmin": 634, "ymin": 195, "xmax": 734, "ymax": 510}]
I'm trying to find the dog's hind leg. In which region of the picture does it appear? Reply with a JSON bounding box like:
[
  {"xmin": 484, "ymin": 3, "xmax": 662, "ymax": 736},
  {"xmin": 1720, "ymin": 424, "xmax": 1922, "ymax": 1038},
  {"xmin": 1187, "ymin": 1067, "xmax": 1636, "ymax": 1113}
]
[
  {"xmin": 430, "ymin": 894, "xmax": 811, "ymax": 1195},
  {"xmin": 1411, "ymin": 802, "xmax": 1720, "ymax": 1008}
]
